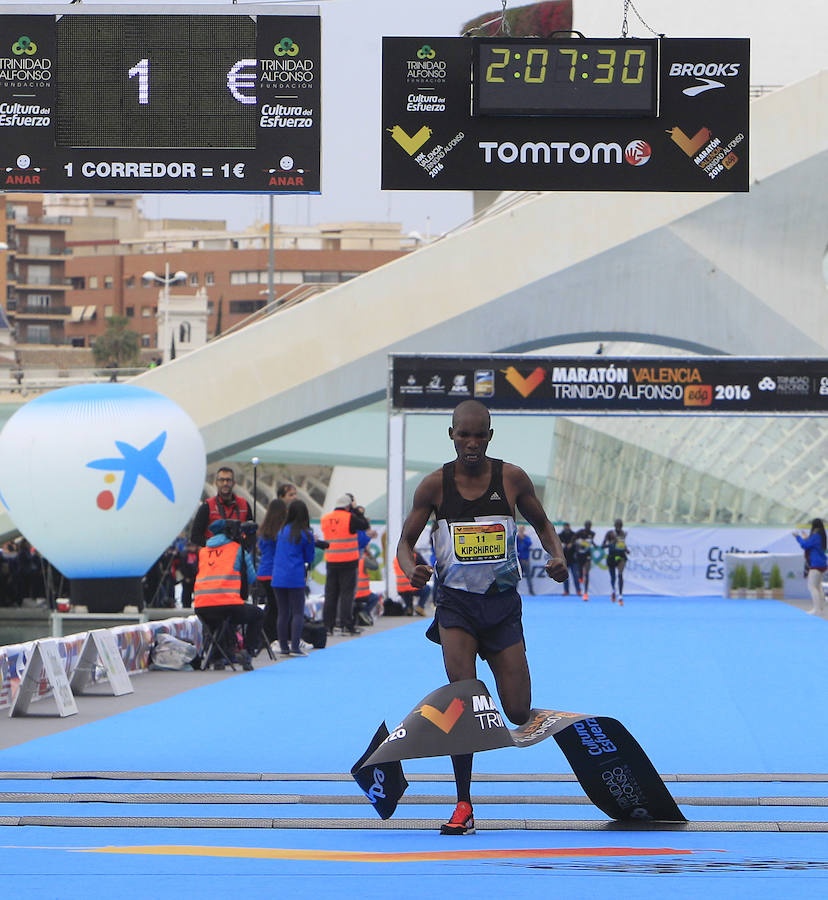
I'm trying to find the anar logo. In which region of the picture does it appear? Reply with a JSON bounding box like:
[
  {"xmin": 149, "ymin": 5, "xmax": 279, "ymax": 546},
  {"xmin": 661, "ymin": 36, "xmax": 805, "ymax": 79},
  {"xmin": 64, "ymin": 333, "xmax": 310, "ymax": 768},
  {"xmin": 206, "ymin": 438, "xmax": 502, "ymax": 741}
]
[{"xmin": 387, "ymin": 124, "xmax": 432, "ymax": 156}]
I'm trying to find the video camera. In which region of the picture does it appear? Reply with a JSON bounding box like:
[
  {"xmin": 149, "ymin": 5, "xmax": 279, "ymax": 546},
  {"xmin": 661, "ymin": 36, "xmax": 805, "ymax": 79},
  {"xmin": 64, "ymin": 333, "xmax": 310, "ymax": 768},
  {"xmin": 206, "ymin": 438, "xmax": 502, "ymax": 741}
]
[{"xmin": 224, "ymin": 519, "xmax": 258, "ymax": 551}]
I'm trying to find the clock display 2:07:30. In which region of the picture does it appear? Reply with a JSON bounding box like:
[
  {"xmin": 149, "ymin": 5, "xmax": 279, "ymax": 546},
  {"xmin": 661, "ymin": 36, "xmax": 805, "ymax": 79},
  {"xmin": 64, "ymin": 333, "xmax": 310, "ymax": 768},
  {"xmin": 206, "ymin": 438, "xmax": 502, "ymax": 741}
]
[{"xmin": 482, "ymin": 44, "xmax": 651, "ymax": 86}]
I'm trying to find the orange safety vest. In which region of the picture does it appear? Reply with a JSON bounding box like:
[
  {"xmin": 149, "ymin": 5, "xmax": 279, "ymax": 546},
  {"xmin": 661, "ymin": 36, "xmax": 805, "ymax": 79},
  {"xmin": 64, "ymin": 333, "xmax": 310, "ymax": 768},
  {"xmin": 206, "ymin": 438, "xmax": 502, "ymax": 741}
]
[
  {"xmin": 356, "ymin": 556, "xmax": 372, "ymax": 599},
  {"xmin": 205, "ymin": 494, "xmax": 251, "ymax": 540},
  {"xmin": 394, "ymin": 557, "xmax": 416, "ymax": 594},
  {"xmin": 321, "ymin": 509, "xmax": 359, "ymax": 564},
  {"xmin": 193, "ymin": 542, "xmax": 244, "ymax": 608}
]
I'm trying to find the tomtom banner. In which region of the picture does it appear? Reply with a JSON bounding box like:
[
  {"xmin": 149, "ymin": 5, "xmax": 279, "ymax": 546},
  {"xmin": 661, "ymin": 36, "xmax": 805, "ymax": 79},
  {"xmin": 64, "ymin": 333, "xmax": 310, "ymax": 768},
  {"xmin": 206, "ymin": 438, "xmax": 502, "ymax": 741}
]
[
  {"xmin": 382, "ymin": 37, "xmax": 749, "ymax": 192},
  {"xmin": 352, "ymin": 679, "xmax": 685, "ymax": 822},
  {"xmin": 390, "ymin": 355, "xmax": 828, "ymax": 414}
]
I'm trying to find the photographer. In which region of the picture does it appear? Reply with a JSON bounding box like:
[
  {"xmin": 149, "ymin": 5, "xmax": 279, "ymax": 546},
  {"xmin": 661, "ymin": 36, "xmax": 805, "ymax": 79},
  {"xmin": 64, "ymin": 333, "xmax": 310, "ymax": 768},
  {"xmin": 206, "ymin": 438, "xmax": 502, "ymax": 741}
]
[{"xmin": 192, "ymin": 518, "xmax": 264, "ymax": 670}]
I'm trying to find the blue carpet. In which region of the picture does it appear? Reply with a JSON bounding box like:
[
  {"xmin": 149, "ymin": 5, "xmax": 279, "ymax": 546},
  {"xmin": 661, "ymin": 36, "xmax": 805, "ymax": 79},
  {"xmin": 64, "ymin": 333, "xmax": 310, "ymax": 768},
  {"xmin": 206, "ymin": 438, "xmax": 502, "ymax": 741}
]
[{"xmin": 2, "ymin": 595, "xmax": 828, "ymax": 898}]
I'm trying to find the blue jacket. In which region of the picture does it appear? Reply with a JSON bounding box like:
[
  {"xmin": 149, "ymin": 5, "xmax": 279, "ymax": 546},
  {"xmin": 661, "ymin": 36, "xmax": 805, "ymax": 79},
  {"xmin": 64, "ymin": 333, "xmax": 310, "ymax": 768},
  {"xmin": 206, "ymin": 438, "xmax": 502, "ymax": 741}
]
[
  {"xmin": 256, "ymin": 536, "xmax": 277, "ymax": 579},
  {"xmin": 272, "ymin": 525, "xmax": 316, "ymax": 589},
  {"xmin": 516, "ymin": 533, "xmax": 532, "ymax": 562},
  {"xmin": 796, "ymin": 532, "xmax": 827, "ymax": 569}
]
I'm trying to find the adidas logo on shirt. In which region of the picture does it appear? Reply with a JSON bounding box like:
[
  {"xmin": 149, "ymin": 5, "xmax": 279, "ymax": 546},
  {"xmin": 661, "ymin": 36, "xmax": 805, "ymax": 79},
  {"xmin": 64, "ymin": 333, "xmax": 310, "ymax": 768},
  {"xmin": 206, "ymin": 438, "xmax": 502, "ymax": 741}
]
[{"xmin": 489, "ymin": 492, "xmax": 501, "ymax": 500}]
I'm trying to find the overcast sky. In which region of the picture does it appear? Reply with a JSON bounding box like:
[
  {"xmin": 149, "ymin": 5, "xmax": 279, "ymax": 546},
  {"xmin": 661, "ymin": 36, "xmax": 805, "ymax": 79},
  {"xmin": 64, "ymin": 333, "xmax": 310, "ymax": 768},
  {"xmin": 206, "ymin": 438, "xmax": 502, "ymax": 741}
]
[{"xmin": 25, "ymin": 0, "xmax": 828, "ymax": 235}]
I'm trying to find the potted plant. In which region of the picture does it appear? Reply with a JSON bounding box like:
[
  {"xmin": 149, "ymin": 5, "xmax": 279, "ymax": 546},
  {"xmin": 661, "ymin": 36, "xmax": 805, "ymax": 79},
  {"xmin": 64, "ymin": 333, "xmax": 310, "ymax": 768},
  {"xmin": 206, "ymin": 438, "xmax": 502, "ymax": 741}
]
[
  {"xmin": 768, "ymin": 564, "xmax": 784, "ymax": 600},
  {"xmin": 730, "ymin": 564, "xmax": 748, "ymax": 598},
  {"xmin": 747, "ymin": 564, "xmax": 764, "ymax": 598}
]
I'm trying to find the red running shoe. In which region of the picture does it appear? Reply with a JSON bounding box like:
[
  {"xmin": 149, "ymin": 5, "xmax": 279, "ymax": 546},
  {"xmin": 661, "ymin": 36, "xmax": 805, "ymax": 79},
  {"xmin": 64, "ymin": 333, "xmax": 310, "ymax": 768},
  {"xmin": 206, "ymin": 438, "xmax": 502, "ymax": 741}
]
[{"xmin": 440, "ymin": 801, "xmax": 475, "ymax": 835}]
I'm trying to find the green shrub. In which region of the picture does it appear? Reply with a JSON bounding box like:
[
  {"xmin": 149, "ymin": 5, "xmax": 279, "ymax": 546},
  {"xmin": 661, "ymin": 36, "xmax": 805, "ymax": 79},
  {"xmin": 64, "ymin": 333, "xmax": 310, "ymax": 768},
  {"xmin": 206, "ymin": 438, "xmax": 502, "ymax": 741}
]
[
  {"xmin": 768, "ymin": 564, "xmax": 783, "ymax": 589},
  {"xmin": 749, "ymin": 564, "xmax": 765, "ymax": 590},
  {"xmin": 731, "ymin": 564, "xmax": 748, "ymax": 589}
]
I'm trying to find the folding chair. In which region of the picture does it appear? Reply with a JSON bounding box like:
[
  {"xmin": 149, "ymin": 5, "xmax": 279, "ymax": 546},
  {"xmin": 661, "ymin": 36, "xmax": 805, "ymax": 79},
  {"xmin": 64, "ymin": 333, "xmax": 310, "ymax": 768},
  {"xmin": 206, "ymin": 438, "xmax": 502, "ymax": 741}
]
[{"xmin": 197, "ymin": 611, "xmax": 238, "ymax": 671}]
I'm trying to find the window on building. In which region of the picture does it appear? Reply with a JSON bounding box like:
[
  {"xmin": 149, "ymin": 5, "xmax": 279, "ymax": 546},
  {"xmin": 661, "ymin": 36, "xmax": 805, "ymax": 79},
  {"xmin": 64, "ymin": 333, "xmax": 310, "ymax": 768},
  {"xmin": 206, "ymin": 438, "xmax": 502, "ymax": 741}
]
[
  {"xmin": 26, "ymin": 324, "xmax": 51, "ymax": 344},
  {"xmin": 141, "ymin": 307, "xmax": 151, "ymax": 318},
  {"xmin": 141, "ymin": 334, "xmax": 151, "ymax": 347},
  {"xmin": 27, "ymin": 235, "xmax": 51, "ymax": 255},
  {"xmin": 279, "ymin": 271, "xmax": 303, "ymax": 284},
  {"xmin": 89, "ymin": 275, "xmax": 99, "ymax": 289},
  {"xmin": 340, "ymin": 272, "xmax": 361, "ymax": 281},
  {"xmin": 70, "ymin": 276, "xmax": 86, "ymax": 290},
  {"xmin": 189, "ymin": 273, "xmax": 199, "ymax": 286},
  {"xmin": 303, "ymin": 271, "xmax": 339, "ymax": 283},
  {"xmin": 104, "ymin": 275, "xmax": 113, "ymax": 289},
  {"xmin": 205, "ymin": 272, "xmax": 215, "ymax": 285},
  {"xmin": 70, "ymin": 337, "xmax": 85, "ymax": 348},
  {"xmin": 125, "ymin": 306, "xmax": 135, "ymax": 317},
  {"xmin": 179, "ymin": 322, "xmax": 191, "ymax": 343},
  {"xmin": 103, "ymin": 305, "xmax": 114, "ymax": 318},
  {"xmin": 229, "ymin": 299, "xmax": 267, "ymax": 314},
  {"xmin": 26, "ymin": 264, "xmax": 52, "ymax": 286},
  {"xmin": 207, "ymin": 301, "xmax": 215, "ymax": 314},
  {"xmin": 28, "ymin": 294, "xmax": 52, "ymax": 308},
  {"xmin": 125, "ymin": 276, "xmax": 135, "ymax": 288}
]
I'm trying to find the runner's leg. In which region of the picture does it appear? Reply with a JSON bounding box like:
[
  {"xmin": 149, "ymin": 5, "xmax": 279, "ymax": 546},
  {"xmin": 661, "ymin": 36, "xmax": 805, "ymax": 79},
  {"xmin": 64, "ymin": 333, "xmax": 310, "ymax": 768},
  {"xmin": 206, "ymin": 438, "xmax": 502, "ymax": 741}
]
[{"xmin": 439, "ymin": 625, "xmax": 478, "ymax": 804}]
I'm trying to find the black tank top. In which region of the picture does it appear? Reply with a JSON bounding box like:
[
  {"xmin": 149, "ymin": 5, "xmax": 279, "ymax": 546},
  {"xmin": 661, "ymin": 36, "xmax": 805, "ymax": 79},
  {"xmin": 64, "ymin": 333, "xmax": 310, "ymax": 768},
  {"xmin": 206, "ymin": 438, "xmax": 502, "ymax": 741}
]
[
  {"xmin": 437, "ymin": 459, "xmax": 513, "ymax": 522},
  {"xmin": 432, "ymin": 458, "xmax": 520, "ymax": 593}
]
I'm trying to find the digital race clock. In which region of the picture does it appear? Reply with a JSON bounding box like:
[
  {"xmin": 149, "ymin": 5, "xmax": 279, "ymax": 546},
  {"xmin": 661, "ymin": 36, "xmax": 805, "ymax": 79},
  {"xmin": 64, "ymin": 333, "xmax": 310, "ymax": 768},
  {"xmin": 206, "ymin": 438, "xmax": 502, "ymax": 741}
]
[{"xmin": 473, "ymin": 38, "xmax": 659, "ymax": 117}]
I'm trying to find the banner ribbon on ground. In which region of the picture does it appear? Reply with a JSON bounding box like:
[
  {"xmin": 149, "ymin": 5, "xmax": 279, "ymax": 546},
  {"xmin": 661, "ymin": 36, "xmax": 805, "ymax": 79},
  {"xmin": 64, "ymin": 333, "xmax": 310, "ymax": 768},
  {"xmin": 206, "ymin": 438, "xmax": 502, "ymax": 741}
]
[{"xmin": 351, "ymin": 679, "xmax": 685, "ymax": 823}]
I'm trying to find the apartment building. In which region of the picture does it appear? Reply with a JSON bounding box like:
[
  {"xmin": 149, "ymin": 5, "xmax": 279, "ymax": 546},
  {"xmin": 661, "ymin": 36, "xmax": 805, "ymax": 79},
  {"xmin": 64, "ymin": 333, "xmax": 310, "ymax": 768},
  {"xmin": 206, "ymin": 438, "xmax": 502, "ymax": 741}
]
[{"xmin": 2, "ymin": 195, "xmax": 70, "ymax": 346}]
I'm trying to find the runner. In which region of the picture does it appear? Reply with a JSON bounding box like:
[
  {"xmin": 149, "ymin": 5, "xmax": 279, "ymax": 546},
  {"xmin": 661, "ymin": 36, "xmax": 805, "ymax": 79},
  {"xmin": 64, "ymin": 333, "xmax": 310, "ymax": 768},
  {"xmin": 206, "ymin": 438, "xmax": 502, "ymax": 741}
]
[
  {"xmin": 573, "ymin": 520, "xmax": 596, "ymax": 601},
  {"xmin": 602, "ymin": 518, "xmax": 629, "ymax": 605},
  {"xmin": 397, "ymin": 399, "xmax": 568, "ymax": 835}
]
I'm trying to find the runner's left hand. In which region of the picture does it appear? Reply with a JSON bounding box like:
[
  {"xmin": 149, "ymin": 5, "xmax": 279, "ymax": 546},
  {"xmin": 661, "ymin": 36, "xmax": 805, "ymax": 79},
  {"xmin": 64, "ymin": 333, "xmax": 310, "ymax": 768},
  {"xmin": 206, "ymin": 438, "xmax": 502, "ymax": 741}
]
[{"xmin": 545, "ymin": 557, "xmax": 568, "ymax": 583}]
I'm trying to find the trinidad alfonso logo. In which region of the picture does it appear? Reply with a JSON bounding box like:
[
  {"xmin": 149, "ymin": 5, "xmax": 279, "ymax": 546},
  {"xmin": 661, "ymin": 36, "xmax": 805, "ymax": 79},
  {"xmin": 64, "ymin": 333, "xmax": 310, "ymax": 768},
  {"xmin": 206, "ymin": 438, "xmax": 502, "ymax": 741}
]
[
  {"xmin": 274, "ymin": 37, "xmax": 300, "ymax": 57},
  {"xmin": 12, "ymin": 36, "xmax": 37, "ymax": 56},
  {"xmin": 86, "ymin": 431, "xmax": 175, "ymax": 511}
]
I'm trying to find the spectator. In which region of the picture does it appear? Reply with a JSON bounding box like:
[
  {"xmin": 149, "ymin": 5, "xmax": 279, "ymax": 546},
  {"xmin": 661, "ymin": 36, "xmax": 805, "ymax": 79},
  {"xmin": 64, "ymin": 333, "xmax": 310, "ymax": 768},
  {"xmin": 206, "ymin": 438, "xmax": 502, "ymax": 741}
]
[
  {"xmin": 277, "ymin": 482, "xmax": 298, "ymax": 504},
  {"xmin": 192, "ymin": 518, "xmax": 263, "ymax": 670},
  {"xmin": 175, "ymin": 541, "xmax": 199, "ymax": 608},
  {"xmin": 272, "ymin": 500, "xmax": 317, "ymax": 655},
  {"xmin": 394, "ymin": 554, "xmax": 423, "ymax": 616},
  {"xmin": 190, "ymin": 466, "xmax": 252, "ymax": 547},
  {"xmin": 557, "ymin": 522, "xmax": 577, "ymax": 595},
  {"xmin": 794, "ymin": 518, "xmax": 827, "ymax": 615},
  {"xmin": 516, "ymin": 524, "xmax": 534, "ymax": 595},
  {"xmin": 257, "ymin": 498, "xmax": 288, "ymax": 643},
  {"xmin": 321, "ymin": 493, "xmax": 370, "ymax": 635}
]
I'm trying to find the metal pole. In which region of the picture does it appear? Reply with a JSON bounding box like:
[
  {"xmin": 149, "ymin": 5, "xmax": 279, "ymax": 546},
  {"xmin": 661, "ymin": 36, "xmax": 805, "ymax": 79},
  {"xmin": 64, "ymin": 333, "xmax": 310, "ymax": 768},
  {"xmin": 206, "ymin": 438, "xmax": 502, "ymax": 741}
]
[
  {"xmin": 386, "ymin": 412, "xmax": 406, "ymax": 601},
  {"xmin": 268, "ymin": 195, "xmax": 275, "ymax": 306}
]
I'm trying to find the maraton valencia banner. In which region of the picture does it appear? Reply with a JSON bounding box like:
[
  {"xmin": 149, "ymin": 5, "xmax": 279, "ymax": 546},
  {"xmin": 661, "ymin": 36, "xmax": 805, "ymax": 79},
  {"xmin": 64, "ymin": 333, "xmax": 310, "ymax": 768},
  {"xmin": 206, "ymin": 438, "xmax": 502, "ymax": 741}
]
[
  {"xmin": 390, "ymin": 355, "xmax": 828, "ymax": 414},
  {"xmin": 352, "ymin": 679, "xmax": 685, "ymax": 822}
]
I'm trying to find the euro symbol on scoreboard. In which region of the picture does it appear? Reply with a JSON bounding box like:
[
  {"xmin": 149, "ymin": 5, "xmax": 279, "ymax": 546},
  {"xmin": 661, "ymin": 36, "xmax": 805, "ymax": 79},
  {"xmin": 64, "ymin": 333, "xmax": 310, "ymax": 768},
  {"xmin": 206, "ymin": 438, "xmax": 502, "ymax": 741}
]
[{"xmin": 227, "ymin": 59, "xmax": 257, "ymax": 105}]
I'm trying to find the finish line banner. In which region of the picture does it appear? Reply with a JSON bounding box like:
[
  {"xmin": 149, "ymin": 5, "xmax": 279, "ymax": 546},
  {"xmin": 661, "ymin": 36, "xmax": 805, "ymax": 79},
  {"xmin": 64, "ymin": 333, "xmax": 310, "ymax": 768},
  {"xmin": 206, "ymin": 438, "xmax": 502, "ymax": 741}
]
[
  {"xmin": 390, "ymin": 355, "xmax": 828, "ymax": 414},
  {"xmin": 352, "ymin": 679, "xmax": 685, "ymax": 823}
]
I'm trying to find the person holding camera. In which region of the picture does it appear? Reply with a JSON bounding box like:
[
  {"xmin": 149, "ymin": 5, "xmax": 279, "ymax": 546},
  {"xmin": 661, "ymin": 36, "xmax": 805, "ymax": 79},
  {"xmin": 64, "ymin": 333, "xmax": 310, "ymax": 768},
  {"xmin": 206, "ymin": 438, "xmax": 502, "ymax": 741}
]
[
  {"xmin": 193, "ymin": 518, "xmax": 263, "ymax": 670},
  {"xmin": 190, "ymin": 466, "xmax": 253, "ymax": 547},
  {"xmin": 321, "ymin": 493, "xmax": 370, "ymax": 635}
]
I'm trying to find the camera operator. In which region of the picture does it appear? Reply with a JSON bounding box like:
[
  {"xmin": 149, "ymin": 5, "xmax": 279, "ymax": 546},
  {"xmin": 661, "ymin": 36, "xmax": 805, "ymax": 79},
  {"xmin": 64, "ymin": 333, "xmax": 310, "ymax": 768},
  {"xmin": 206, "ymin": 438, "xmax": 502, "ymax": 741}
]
[{"xmin": 193, "ymin": 518, "xmax": 264, "ymax": 670}]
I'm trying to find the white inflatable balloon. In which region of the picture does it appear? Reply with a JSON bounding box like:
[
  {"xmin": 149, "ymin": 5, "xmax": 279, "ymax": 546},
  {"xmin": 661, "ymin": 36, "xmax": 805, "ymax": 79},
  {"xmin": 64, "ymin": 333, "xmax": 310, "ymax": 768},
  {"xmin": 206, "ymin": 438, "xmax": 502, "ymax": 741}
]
[{"xmin": 0, "ymin": 384, "xmax": 206, "ymax": 578}]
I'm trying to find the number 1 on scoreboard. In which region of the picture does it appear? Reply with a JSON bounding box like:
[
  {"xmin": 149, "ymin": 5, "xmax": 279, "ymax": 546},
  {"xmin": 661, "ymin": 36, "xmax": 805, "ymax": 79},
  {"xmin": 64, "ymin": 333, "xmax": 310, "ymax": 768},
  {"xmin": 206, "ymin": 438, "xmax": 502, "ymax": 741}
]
[{"xmin": 128, "ymin": 58, "xmax": 150, "ymax": 105}]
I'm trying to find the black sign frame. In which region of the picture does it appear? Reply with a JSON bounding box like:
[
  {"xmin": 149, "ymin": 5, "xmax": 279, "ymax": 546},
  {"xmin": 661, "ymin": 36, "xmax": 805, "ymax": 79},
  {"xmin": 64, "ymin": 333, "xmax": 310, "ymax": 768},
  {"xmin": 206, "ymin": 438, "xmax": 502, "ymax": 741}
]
[
  {"xmin": 0, "ymin": 4, "xmax": 321, "ymax": 194},
  {"xmin": 382, "ymin": 36, "xmax": 750, "ymax": 192},
  {"xmin": 390, "ymin": 355, "xmax": 828, "ymax": 415}
]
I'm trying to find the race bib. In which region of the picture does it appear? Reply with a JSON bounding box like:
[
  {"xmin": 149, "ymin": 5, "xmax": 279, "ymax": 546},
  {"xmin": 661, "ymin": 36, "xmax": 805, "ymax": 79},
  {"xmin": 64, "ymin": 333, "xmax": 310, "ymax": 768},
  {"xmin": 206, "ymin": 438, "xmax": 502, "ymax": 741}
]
[
  {"xmin": 450, "ymin": 522, "xmax": 507, "ymax": 564},
  {"xmin": 615, "ymin": 539, "xmax": 626, "ymax": 551}
]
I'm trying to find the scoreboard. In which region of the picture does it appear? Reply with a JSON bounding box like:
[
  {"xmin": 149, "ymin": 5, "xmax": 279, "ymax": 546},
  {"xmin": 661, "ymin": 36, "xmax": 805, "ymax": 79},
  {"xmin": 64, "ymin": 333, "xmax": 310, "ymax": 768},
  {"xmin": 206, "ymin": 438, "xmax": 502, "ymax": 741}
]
[
  {"xmin": 0, "ymin": 4, "xmax": 320, "ymax": 193},
  {"xmin": 382, "ymin": 36, "xmax": 750, "ymax": 192}
]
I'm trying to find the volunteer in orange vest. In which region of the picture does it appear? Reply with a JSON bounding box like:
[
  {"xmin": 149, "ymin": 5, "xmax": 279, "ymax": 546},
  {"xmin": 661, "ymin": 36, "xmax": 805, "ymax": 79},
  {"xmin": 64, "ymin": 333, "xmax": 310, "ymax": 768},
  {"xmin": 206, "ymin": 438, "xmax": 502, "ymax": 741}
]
[
  {"xmin": 394, "ymin": 554, "xmax": 428, "ymax": 616},
  {"xmin": 193, "ymin": 519, "xmax": 263, "ymax": 670},
  {"xmin": 355, "ymin": 551, "xmax": 383, "ymax": 624},
  {"xmin": 190, "ymin": 466, "xmax": 253, "ymax": 547},
  {"xmin": 320, "ymin": 494, "xmax": 370, "ymax": 635}
]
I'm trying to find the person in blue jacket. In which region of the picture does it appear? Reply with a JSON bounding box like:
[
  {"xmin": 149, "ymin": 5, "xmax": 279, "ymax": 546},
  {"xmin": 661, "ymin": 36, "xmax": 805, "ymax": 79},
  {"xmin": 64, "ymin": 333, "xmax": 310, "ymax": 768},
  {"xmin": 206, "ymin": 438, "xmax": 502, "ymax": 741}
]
[
  {"xmin": 272, "ymin": 499, "xmax": 317, "ymax": 655},
  {"xmin": 257, "ymin": 499, "xmax": 287, "ymax": 643},
  {"xmin": 794, "ymin": 518, "xmax": 827, "ymax": 615}
]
